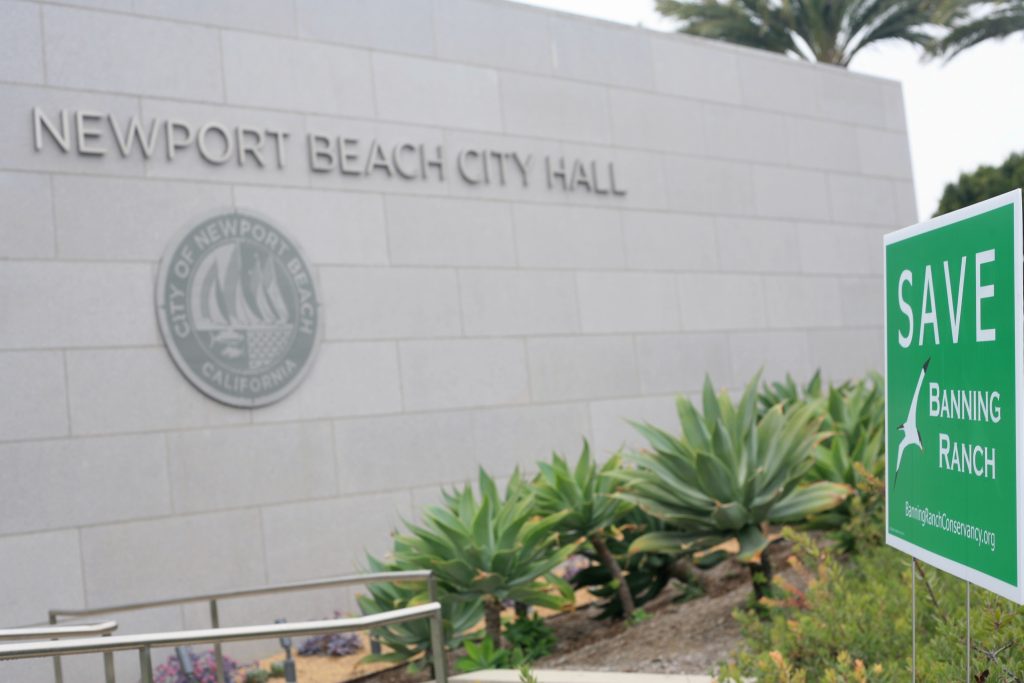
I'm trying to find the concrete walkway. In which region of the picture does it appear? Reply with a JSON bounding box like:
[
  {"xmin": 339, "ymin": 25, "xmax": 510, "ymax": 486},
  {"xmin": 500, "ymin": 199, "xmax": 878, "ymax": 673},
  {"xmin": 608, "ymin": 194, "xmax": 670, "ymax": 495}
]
[{"xmin": 452, "ymin": 670, "xmax": 715, "ymax": 683}]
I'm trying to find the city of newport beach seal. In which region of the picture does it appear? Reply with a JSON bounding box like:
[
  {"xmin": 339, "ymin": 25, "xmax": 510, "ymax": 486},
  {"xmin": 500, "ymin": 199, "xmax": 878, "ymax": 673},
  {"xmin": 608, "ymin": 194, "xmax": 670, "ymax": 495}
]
[{"xmin": 156, "ymin": 211, "xmax": 320, "ymax": 408}]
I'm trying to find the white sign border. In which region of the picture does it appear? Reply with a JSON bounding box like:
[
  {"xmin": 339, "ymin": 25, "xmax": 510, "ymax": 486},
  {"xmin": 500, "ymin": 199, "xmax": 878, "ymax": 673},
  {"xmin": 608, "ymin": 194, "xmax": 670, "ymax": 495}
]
[{"xmin": 884, "ymin": 188, "xmax": 1024, "ymax": 604}]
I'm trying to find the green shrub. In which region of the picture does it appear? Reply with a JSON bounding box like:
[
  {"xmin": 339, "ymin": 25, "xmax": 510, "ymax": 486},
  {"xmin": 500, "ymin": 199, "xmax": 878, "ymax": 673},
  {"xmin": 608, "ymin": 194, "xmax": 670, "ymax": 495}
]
[
  {"xmin": 455, "ymin": 636, "xmax": 525, "ymax": 673},
  {"xmin": 533, "ymin": 443, "xmax": 637, "ymax": 618},
  {"xmin": 454, "ymin": 617, "xmax": 555, "ymax": 673},
  {"xmin": 627, "ymin": 607, "xmax": 652, "ymax": 626},
  {"xmin": 268, "ymin": 662, "xmax": 285, "ymax": 678},
  {"xmin": 916, "ymin": 575, "xmax": 1024, "ymax": 681},
  {"xmin": 392, "ymin": 469, "xmax": 575, "ymax": 646},
  {"xmin": 834, "ymin": 465, "xmax": 885, "ymax": 551},
  {"xmin": 719, "ymin": 526, "xmax": 1024, "ymax": 682},
  {"xmin": 244, "ymin": 669, "xmax": 271, "ymax": 683},
  {"xmin": 357, "ymin": 555, "xmax": 482, "ymax": 666},
  {"xmin": 615, "ymin": 374, "xmax": 851, "ymax": 599},
  {"xmin": 720, "ymin": 650, "xmax": 886, "ymax": 683},
  {"xmin": 721, "ymin": 530, "xmax": 917, "ymax": 680},
  {"xmin": 503, "ymin": 614, "xmax": 556, "ymax": 662}
]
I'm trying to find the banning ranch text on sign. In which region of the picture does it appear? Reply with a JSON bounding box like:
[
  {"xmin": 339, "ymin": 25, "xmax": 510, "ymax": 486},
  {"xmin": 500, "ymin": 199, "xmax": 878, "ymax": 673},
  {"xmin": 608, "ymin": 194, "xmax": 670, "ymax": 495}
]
[{"xmin": 893, "ymin": 248, "xmax": 1003, "ymax": 481}]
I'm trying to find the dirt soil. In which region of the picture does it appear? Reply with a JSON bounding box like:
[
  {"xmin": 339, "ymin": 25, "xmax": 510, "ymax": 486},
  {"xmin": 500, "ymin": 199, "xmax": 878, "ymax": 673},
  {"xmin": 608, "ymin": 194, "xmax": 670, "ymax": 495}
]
[
  {"xmin": 535, "ymin": 542, "xmax": 796, "ymax": 676},
  {"xmin": 537, "ymin": 586, "xmax": 747, "ymax": 675}
]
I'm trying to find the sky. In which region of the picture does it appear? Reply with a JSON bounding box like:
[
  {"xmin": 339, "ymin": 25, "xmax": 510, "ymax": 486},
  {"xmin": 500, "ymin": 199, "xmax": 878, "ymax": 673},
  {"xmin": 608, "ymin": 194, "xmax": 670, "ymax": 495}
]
[{"xmin": 516, "ymin": 0, "xmax": 1024, "ymax": 220}]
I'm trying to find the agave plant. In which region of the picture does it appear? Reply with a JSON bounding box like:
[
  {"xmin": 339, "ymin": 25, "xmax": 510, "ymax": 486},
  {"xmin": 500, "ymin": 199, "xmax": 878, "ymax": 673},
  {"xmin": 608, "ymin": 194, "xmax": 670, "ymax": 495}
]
[
  {"xmin": 532, "ymin": 442, "xmax": 637, "ymax": 618},
  {"xmin": 803, "ymin": 374, "xmax": 886, "ymax": 549},
  {"xmin": 757, "ymin": 369, "xmax": 825, "ymax": 416},
  {"xmin": 761, "ymin": 372, "xmax": 884, "ymax": 488},
  {"xmin": 357, "ymin": 555, "xmax": 482, "ymax": 666},
  {"xmin": 569, "ymin": 508, "xmax": 687, "ymax": 619},
  {"xmin": 614, "ymin": 374, "xmax": 852, "ymax": 599},
  {"xmin": 810, "ymin": 373, "xmax": 885, "ymax": 485},
  {"xmin": 392, "ymin": 469, "xmax": 575, "ymax": 646}
]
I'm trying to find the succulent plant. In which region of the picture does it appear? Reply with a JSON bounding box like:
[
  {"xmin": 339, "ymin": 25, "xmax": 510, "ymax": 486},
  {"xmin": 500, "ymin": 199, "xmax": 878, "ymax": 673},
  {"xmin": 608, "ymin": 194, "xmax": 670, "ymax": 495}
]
[
  {"xmin": 811, "ymin": 373, "xmax": 885, "ymax": 483},
  {"xmin": 392, "ymin": 469, "xmax": 575, "ymax": 646},
  {"xmin": 803, "ymin": 373, "xmax": 886, "ymax": 550},
  {"xmin": 614, "ymin": 374, "xmax": 852, "ymax": 599},
  {"xmin": 357, "ymin": 554, "xmax": 483, "ymax": 666},
  {"xmin": 569, "ymin": 508, "xmax": 685, "ymax": 619},
  {"xmin": 757, "ymin": 369, "xmax": 825, "ymax": 416},
  {"xmin": 532, "ymin": 442, "xmax": 637, "ymax": 618}
]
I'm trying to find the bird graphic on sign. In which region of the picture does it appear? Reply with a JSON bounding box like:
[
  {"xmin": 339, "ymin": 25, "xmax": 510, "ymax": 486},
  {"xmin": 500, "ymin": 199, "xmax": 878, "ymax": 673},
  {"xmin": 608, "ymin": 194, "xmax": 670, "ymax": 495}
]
[{"xmin": 894, "ymin": 357, "xmax": 931, "ymax": 486}]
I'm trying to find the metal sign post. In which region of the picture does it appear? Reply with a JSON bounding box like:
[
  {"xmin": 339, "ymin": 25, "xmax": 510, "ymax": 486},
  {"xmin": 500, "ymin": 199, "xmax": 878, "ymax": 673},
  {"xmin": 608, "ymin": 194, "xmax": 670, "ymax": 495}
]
[
  {"xmin": 912, "ymin": 558, "xmax": 916, "ymax": 681},
  {"xmin": 966, "ymin": 581, "xmax": 971, "ymax": 683}
]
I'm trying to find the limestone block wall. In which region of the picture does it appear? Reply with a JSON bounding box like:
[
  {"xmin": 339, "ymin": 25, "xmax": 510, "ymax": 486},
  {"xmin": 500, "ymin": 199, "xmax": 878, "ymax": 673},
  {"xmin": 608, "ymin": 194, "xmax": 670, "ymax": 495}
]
[{"xmin": 0, "ymin": 0, "xmax": 914, "ymax": 679}]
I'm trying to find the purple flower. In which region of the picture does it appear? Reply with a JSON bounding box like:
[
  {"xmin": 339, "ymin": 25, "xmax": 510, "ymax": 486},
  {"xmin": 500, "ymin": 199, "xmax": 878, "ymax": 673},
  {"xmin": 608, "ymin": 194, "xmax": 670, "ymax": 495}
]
[
  {"xmin": 153, "ymin": 649, "xmax": 239, "ymax": 683},
  {"xmin": 297, "ymin": 631, "xmax": 361, "ymax": 657}
]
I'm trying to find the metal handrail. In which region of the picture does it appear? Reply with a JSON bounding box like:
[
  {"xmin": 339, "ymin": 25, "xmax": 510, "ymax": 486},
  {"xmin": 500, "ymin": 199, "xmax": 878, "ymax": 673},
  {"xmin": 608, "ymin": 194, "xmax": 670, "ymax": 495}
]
[
  {"xmin": 0, "ymin": 622, "xmax": 118, "ymax": 641},
  {"xmin": 1, "ymin": 604, "xmax": 446, "ymax": 683},
  {"xmin": 44, "ymin": 570, "xmax": 443, "ymax": 683},
  {"xmin": 48, "ymin": 570, "xmax": 435, "ymax": 620}
]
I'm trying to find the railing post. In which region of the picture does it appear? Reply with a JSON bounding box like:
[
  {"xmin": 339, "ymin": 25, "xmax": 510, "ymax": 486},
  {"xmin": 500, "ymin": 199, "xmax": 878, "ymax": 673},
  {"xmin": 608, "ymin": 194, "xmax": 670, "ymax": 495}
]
[
  {"xmin": 103, "ymin": 631, "xmax": 116, "ymax": 683},
  {"xmin": 430, "ymin": 609, "xmax": 447, "ymax": 683},
  {"xmin": 426, "ymin": 576, "xmax": 447, "ymax": 683},
  {"xmin": 48, "ymin": 613, "xmax": 63, "ymax": 683},
  {"xmin": 139, "ymin": 646, "xmax": 153, "ymax": 683},
  {"xmin": 210, "ymin": 599, "xmax": 226, "ymax": 683}
]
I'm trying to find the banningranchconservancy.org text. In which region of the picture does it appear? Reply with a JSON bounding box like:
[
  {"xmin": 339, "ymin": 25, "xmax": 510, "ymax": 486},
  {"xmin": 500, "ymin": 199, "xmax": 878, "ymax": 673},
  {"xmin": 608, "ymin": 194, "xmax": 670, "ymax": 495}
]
[{"xmin": 905, "ymin": 501, "xmax": 997, "ymax": 552}]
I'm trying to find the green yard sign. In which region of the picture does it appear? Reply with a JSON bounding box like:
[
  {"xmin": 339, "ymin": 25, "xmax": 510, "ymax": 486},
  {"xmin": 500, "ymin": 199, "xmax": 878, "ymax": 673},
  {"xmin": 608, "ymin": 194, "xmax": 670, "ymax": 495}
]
[{"xmin": 885, "ymin": 189, "xmax": 1023, "ymax": 602}]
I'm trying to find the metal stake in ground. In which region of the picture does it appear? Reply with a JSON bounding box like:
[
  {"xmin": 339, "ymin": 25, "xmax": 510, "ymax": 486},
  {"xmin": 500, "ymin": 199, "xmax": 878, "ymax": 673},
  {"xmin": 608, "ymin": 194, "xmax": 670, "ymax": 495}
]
[
  {"xmin": 966, "ymin": 581, "xmax": 971, "ymax": 683},
  {"xmin": 275, "ymin": 618, "xmax": 297, "ymax": 683},
  {"xmin": 912, "ymin": 558, "xmax": 917, "ymax": 681}
]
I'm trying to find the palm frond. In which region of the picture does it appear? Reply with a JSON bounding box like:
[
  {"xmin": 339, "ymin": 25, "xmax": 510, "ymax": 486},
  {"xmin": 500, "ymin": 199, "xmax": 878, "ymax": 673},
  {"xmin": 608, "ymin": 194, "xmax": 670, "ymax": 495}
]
[
  {"xmin": 933, "ymin": 0, "xmax": 1024, "ymax": 59},
  {"xmin": 657, "ymin": 0, "xmax": 947, "ymax": 66}
]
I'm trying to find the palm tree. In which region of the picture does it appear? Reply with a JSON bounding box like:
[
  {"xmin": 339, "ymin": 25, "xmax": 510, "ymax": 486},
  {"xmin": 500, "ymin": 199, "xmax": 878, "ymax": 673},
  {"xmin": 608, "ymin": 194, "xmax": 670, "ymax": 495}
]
[
  {"xmin": 655, "ymin": 0, "xmax": 942, "ymax": 67},
  {"xmin": 931, "ymin": 0, "xmax": 1023, "ymax": 59}
]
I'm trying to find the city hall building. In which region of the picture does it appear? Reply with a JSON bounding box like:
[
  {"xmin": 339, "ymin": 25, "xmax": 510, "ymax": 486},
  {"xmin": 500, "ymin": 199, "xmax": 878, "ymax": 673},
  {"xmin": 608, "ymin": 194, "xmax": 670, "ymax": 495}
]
[{"xmin": 0, "ymin": 0, "xmax": 914, "ymax": 679}]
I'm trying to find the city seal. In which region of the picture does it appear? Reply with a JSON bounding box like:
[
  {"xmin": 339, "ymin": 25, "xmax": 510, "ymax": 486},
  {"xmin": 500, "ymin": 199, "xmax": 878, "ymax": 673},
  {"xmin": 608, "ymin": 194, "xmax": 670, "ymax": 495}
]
[{"xmin": 156, "ymin": 211, "xmax": 320, "ymax": 407}]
